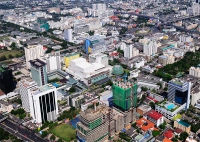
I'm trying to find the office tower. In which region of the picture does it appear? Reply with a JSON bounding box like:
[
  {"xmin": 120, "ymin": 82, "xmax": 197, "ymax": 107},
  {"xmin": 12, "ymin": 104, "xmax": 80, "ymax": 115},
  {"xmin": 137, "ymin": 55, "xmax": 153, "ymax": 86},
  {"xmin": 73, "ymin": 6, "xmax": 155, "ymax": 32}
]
[
  {"xmin": 42, "ymin": 51, "xmax": 61, "ymax": 72},
  {"xmin": 143, "ymin": 40, "xmax": 157, "ymax": 56},
  {"xmin": 0, "ymin": 65, "xmax": 16, "ymax": 94},
  {"xmin": 84, "ymin": 35, "xmax": 106, "ymax": 54},
  {"xmin": 64, "ymin": 29, "xmax": 73, "ymax": 42},
  {"xmin": 25, "ymin": 44, "xmax": 44, "ymax": 69},
  {"xmin": 30, "ymin": 59, "xmax": 48, "ymax": 87},
  {"xmin": 77, "ymin": 105, "xmax": 112, "ymax": 142},
  {"xmin": 19, "ymin": 78, "xmax": 38, "ymax": 112},
  {"xmin": 124, "ymin": 45, "xmax": 133, "ymax": 59},
  {"xmin": 112, "ymin": 81, "xmax": 137, "ymax": 111},
  {"xmin": 168, "ymin": 79, "xmax": 191, "ymax": 109},
  {"xmin": 64, "ymin": 52, "xmax": 80, "ymax": 67},
  {"xmin": 20, "ymin": 79, "xmax": 58, "ymax": 123}
]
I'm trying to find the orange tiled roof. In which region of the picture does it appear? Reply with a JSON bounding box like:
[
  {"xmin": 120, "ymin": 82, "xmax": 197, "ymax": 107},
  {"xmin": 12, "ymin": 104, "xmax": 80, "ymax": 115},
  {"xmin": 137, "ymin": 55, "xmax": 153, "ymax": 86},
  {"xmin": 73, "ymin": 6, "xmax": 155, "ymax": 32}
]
[
  {"xmin": 163, "ymin": 137, "xmax": 173, "ymax": 142},
  {"xmin": 136, "ymin": 117, "xmax": 155, "ymax": 132}
]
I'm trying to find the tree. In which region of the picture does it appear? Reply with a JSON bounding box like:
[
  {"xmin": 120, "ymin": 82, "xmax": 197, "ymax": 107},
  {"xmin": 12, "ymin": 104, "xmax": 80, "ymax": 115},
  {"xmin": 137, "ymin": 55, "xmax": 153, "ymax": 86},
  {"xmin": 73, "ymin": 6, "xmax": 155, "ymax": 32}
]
[
  {"xmin": 179, "ymin": 132, "xmax": 188, "ymax": 141},
  {"xmin": 69, "ymin": 87, "xmax": 76, "ymax": 93},
  {"xmin": 10, "ymin": 42, "xmax": 16, "ymax": 49},
  {"xmin": 87, "ymin": 30, "xmax": 94, "ymax": 36},
  {"xmin": 149, "ymin": 102, "xmax": 155, "ymax": 109},
  {"xmin": 141, "ymin": 86, "xmax": 148, "ymax": 91},
  {"xmin": 50, "ymin": 135, "xmax": 56, "ymax": 141},
  {"xmin": 152, "ymin": 130, "xmax": 160, "ymax": 137},
  {"xmin": 8, "ymin": 54, "xmax": 14, "ymax": 59},
  {"xmin": 41, "ymin": 131, "xmax": 49, "ymax": 138}
]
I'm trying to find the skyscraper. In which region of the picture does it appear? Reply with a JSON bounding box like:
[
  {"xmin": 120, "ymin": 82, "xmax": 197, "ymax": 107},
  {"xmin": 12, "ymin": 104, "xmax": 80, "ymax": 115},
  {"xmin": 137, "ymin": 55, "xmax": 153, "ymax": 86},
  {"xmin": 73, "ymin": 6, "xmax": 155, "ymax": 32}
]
[
  {"xmin": 64, "ymin": 29, "xmax": 73, "ymax": 42},
  {"xmin": 168, "ymin": 79, "xmax": 191, "ymax": 109},
  {"xmin": 124, "ymin": 45, "xmax": 133, "ymax": 59},
  {"xmin": 0, "ymin": 65, "xmax": 16, "ymax": 94},
  {"xmin": 25, "ymin": 44, "xmax": 44, "ymax": 69},
  {"xmin": 112, "ymin": 81, "xmax": 137, "ymax": 111},
  {"xmin": 143, "ymin": 40, "xmax": 157, "ymax": 56},
  {"xmin": 42, "ymin": 51, "xmax": 61, "ymax": 72},
  {"xmin": 20, "ymin": 79, "xmax": 58, "ymax": 124},
  {"xmin": 19, "ymin": 78, "xmax": 38, "ymax": 112},
  {"xmin": 30, "ymin": 59, "xmax": 48, "ymax": 87}
]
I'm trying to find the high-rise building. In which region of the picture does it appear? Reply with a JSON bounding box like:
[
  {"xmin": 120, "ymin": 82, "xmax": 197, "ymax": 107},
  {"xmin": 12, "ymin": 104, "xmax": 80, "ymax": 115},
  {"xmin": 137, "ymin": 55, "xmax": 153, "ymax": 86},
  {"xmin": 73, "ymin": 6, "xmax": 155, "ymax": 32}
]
[
  {"xmin": 42, "ymin": 51, "xmax": 61, "ymax": 72},
  {"xmin": 168, "ymin": 79, "xmax": 191, "ymax": 109},
  {"xmin": 143, "ymin": 40, "xmax": 157, "ymax": 56},
  {"xmin": 77, "ymin": 105, "xmax": 111, "ymax": 142},
  {"xmin": 64, "ymin": 29, "xmax": 73, "ymax": 42},
  {"xmin": 19, "ymin": 78, "xmax": 38, "ymax": 112},
  {"xmin": 124, "ymin": 45, "xmax": 133, "ymax": 59},
  {"xmin": 189, "ymin": 66, "xmax": 200, "ymax": 77},
  {"xmin": 30, "ymin": 59, "xmax": 48, "ymax": 87},
  {"xmin": 20, "ymin": 79, "xmax": 58, "ymax": 124},
  {"xmin": 25, "ymin": 44, "xmax": 44, "ymax": 69},
  {"xmin": 64, "ymin": 52, "xmax": 80, "ymax": 67},
  {"xmin": 112, "ymin": 81, "xmax": 137, "ymax": 111},
  {"xmin": 84, "ymin": 35, "xmax": 106, "ymax": 54},
  {"xmin": 0, "ymin": 65, "xmax": 16, "ymax": 94}
]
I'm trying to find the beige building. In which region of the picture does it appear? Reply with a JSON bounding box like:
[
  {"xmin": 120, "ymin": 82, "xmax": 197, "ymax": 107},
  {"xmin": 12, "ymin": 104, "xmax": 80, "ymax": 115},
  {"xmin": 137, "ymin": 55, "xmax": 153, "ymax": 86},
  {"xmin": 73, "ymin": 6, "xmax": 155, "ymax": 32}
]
[
  {"xmin": 189, "ymin": 67, "xmax": 200, "ymax": 78},
  {"xmin": 137, "ymin": 105, "xmax": 152, "ymax": 116},
  {"xmin": 158, "ymin": 55, "xmax": 175, "ymax": 66},
  {"xmin": 174, "ymin": 119, "xmax": 191, "ymax": 133}
]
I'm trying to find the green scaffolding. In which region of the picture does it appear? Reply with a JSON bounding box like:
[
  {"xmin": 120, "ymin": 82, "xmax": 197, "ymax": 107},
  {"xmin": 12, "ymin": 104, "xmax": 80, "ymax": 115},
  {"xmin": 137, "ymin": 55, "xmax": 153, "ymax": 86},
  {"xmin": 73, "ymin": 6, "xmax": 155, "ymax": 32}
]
[
  {"xmin": 88, "ymin": 118, "xmax": 102, "ymax": 130},
  {"xmin": 113, "ymin": 83, "xmax": 138, "ymax": 111}
]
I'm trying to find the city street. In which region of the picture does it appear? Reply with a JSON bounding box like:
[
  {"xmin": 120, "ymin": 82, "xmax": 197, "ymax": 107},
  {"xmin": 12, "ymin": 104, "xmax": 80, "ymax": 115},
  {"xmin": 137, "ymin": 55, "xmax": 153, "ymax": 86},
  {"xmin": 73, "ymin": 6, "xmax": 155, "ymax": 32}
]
[{"xmin": 0, "ymin": 119, "xmax": 47, "ymax": 142}]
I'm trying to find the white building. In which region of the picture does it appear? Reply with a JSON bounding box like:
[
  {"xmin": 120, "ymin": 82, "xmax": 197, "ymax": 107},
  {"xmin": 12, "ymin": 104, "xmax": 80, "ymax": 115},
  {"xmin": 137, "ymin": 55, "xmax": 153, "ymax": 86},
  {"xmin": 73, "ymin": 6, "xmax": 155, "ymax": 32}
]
[
  {"xmin": 20, "ymin": 78, "xmax": 58, "ymax": 124},
  {"xmin": 99, "ymin": 90, "xmax": 113, "ymax": 106},
  {"xmin": 42, "ymin": 51, "xmax": 61, "ymax": 72},
  {"xmin": 64, "ymin": 29, "xmax": 73, "ymax": 42},
  {"xmin": 66, "ymin": 56, "xmax": 112, "ymax": 85},
  {"xmin": 143, "ymin": 40, "xmax": 157, "ymax": 56},
  {"xmin": 189, "ymin": 67, "xmax": 200, "ymax": 77},
  {"xmin": 20, "ymin": 78, "xmax": 38, "ymax": 113},
  {"xmin": 25, "ymin": 44, "xmax": 44, "ymax": 69},
  {"xmin": 124, "ymin": 45, "xmax": 133, "ymax": 59}
]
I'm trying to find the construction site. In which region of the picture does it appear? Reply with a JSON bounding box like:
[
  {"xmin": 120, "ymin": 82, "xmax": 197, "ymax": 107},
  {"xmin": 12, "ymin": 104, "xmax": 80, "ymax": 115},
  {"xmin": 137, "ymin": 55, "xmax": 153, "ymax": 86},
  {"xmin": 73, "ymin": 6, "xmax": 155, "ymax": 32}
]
[{"xmin": 76, "ymin": 80, "xmax": 138, "ymax": 142}]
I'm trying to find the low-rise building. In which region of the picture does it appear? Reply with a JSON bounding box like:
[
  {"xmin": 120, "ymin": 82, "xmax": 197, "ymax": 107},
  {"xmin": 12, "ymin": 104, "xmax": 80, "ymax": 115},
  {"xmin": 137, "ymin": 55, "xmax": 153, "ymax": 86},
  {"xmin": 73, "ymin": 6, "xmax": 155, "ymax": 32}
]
[
  {"xmin": 174, "ymin": 119, "xmax": 191, "ymax": 133},
  {"xmin": 137, "ymin": 105, "xmax": 151, "ymax": 116},
  {"xmin": 146, "ymin": 110, "xmax": 164, "ymax": 127}
]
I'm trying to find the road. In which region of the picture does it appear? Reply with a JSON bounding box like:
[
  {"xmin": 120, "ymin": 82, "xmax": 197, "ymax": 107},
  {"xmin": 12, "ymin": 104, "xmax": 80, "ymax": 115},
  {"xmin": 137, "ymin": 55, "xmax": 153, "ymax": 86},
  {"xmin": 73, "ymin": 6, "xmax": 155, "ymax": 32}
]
[{"xmin": 0, "ymin": 118, "xmax": 47, "ymax": 142}]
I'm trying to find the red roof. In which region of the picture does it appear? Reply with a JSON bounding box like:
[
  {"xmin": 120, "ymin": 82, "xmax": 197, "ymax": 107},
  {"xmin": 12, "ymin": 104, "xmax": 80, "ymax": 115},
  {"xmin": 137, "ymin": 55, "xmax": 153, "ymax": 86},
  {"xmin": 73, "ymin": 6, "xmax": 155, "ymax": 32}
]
[
  {"xmin": 164, "ymin": 129, "xmax": 174, "ymax": 139},
  {"xmin": 147, "ymin": 96, "xmax": 158, "ymax": 103},
  {"xmin": 174, "ymin": 128, "xmax": 182, "ymax": 134},
  {"xmin": 147, "ymin": 110, "xmax": 162, "ymax": 120}
]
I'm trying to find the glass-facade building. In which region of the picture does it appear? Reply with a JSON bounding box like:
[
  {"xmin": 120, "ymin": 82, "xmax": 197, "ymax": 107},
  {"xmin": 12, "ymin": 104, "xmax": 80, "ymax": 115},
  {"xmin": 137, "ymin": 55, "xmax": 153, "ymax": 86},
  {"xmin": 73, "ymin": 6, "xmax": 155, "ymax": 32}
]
[
  {"xmin": 30, "ymin": 59, "xmax": 48, "ymax": 86},
  {"xmin": 84, "ymin": 35, "xmax": 106, "ymax": 54},
  {"xmin": 168, "ymin": 79, "xmax": 191, "ymax": 109}
]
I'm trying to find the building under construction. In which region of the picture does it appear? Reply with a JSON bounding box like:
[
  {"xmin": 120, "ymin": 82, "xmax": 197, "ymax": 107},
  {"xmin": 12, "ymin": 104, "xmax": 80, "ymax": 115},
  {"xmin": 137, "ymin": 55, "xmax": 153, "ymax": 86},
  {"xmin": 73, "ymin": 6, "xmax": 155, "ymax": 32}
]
[
  {"xmin": 112, "ymin": 80, "xmax": 137, "ymax": 111},
  {"xmin": 76, "ymin": 104, "xmax": 137, "ymax": 142}
]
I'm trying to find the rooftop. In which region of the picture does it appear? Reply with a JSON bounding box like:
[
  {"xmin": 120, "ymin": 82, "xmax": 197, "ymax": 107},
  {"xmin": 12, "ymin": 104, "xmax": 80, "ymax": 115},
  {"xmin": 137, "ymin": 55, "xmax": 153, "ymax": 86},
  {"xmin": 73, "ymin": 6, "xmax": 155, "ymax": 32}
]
[
  {"xmin": 147, "ymin": 110, "xmax": 162, "ymax": 120},
  {"xmin": 29, "ymin": 59, "xmax": 46, "ymax": 67},
  {"xmin": 164, "ymin": 129, "xmax": 174, "ymax": 139},
  {"xmin": 136, "ymin": 117, "xmax": 157, "ymax": 132}
]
